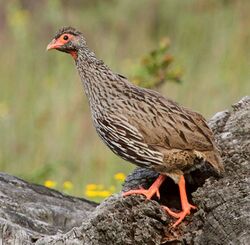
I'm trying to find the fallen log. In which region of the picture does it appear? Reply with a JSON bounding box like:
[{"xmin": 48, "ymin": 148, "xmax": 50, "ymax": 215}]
[{"xmin": 0, "ymin": 96, "xmax": 249, "ymax": 244}]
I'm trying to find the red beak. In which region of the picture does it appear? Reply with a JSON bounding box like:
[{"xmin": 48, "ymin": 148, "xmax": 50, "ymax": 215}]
[{"xmin": 46, "ymin": 39, "xmax": 64, "ymax": 50}]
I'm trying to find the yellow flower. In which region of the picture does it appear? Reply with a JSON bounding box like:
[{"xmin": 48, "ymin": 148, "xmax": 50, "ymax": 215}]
[
  {"xmin": 86, "ymin": 184, "xmax": 98, "ymax": 191},
  {"xmin": 85, "ymin": 190, "xmax": 98, "ymax": 197},
  {"xmin": 44, "ymin": 180, "xmax": 57, "ymax": 188},
  {"xmin": 63, "ymin": 181, "xmax": 73, "ymax": 190},
  {"xmin": 114, "ymin": 172, "xmax": 126, "ymax": 182},
  {"xmin": 85, "ymin": 183, "xmax": 115, "ymax": 199},
  {"xmin": 97, "ymin": 190, "xmax": 111, "ymax": 198}
]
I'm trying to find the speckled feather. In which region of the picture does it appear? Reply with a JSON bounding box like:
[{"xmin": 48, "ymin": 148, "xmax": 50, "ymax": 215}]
[{"xmin": 53, "ymin": 27, "xmax": 224, "ymax": 183}]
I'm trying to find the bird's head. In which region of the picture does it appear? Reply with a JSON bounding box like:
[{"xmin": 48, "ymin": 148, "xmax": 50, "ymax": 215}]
[{"xmin": 47, "ymin": 26, "xmax": 86, "ymax": 59}]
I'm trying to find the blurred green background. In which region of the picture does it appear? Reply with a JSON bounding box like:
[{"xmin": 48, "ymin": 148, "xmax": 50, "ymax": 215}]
[{"xmin": 0, "ymin": 0, "xmax": 249, "ymax": 199}]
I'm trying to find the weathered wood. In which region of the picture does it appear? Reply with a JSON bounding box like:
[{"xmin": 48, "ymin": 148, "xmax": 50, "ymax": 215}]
[
  {"xmin": 0, "ymin": 173, "xmax": 97, "ymax": 244},
  {"xmin": 0, "ymin": 96, "xmax": 249, "ymax": 244}
]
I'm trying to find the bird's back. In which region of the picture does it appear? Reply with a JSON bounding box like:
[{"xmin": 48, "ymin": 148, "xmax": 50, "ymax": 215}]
[{"xmin": 88, "ymin": 73, "xmax": 224, "ymax": 176}]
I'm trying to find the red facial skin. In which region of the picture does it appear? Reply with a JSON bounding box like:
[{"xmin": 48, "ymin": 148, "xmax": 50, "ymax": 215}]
[
  {"xmin": 47, "ymin": 33, "xmax": 78, "ymax": 60},
  {"xmin": 69, "ymin": 50, "xmax": 77, "ymax": 60}
]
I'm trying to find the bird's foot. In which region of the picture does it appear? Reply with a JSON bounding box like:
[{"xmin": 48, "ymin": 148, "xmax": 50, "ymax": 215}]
[
  {"xmin": 162, "ymin": 204, "xmax": 197, "ymax": 227},
  {"xmin": 122, "ymin": 174, "xmax": 166, "ymax": 200},
  {"xmin": 123, "ymin": 185, "xmax": 160, "ymax": 200}
]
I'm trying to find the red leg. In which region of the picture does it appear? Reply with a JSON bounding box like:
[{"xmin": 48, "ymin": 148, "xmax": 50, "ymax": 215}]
[
  {"xmin": 123, "ymin": 174, "xmax": 166, "ymax": 199},
  {"xmin": 162, "ymin": 175, "xmax": 196, "ymax": 227}
]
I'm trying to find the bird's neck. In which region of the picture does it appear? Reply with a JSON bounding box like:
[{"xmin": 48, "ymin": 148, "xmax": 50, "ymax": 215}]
[
  {"xmin": 76, "ymin": 48, "xmax": 101, "ymax": 65},
  {"xmin": 75, "ymin": 48, "xmax": 129, "ymax": 112}
]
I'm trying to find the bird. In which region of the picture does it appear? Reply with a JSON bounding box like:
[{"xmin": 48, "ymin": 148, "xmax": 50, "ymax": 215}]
[{"xmin": 47, "ymin": 27, "xmax": 224, "ymax": 227}]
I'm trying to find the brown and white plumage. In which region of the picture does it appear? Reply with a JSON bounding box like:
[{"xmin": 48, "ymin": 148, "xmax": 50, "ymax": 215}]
[{"xmin": 47, "ymin": 27, "xmax": 224, "ymax": 227}]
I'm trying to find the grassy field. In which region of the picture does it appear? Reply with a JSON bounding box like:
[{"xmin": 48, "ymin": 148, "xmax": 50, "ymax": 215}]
[{"xmin": 0, "ymin": 0, "xmax": 249, "ymax": 199}]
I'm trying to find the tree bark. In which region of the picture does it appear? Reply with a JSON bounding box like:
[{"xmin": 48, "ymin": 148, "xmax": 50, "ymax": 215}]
[{"xmin": 0, "ymin": 96, "xmax": 249, "ymax": 245}]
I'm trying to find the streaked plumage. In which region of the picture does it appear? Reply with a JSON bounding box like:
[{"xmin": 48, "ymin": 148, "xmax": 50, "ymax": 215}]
[{"xmin": 47, "ymin": 27, "xmax": 224, "ymax": 226}]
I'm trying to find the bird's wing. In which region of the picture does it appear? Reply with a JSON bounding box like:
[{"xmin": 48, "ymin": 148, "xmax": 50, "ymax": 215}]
[{"xmin": 122, "ymin": 87, "xmax": 215, "ymax": 153}]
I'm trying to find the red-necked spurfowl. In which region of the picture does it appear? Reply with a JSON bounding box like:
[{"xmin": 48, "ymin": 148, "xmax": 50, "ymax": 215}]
[{"xmin": 47, "ymin": 27, "xmax": 224, "ymax": 227}]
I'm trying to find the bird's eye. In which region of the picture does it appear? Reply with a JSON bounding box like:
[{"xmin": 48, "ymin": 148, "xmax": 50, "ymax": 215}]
[{"xmin": 63, "ymin": 35, "xmax": 69, "ymax": 40}]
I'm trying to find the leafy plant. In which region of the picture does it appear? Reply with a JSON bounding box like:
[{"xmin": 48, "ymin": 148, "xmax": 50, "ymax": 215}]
[{"xmin": 132, "ymin": 38, "xmax": 182, "ymax": 89}]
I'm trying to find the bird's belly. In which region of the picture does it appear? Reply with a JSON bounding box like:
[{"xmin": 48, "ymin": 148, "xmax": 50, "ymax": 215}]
[{"xmin": 94, "ymin": 124, "xmax": 164, "ymax": 169}]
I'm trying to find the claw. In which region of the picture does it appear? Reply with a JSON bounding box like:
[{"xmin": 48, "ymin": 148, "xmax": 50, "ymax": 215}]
[
  {"xmin": 123, "ymin": 187, "xmax": 152, "ymax": 199},
  {"xmin": 162, "ymin": 175, "xmax": 197, "ymax": 227},
  {"xmin": 162, "ymin": 204, "xmax": 197, "ymax": 227},
  {"xmin": 156, "ymin": 188, "xmax": 160, "ymax": 199},
  {"xmin": 123, "ymin": 174, "xmax": 197, "ymax": 228},
  {"xmin": 122, "ymin": 175, "xmax": 166, "ymax": 200}
]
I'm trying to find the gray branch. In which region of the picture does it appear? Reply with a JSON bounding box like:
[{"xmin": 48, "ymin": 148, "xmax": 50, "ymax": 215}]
[{"xmin": 0, "ymin": 96, "xmax": 249, "ymax": 245}]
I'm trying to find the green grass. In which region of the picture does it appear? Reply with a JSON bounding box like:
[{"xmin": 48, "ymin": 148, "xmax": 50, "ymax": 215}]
[{"xmin": 0, "ymin": 0, "xmax": 249, "ymax": 198}]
